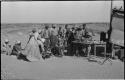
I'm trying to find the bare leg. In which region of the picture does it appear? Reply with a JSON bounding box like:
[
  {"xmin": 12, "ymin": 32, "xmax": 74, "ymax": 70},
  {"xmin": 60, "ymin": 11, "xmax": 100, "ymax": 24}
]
[
  {"xmin": 87, "ymin": 46, "xmax": 93, "ymax": 61},
  {"xmin": 87, "ymin": 46, "xmax": 91, "ymax": 57}
]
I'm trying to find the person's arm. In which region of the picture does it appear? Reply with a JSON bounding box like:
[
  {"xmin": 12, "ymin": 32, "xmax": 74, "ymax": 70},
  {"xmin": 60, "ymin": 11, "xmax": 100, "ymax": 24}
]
[
  {"xmin": 23, "ymin": 33, "xmax": 33, "ymax": 49},
  {"xmin": 37, "ymin": 34, "xmax": 43, "ymax": 42}
]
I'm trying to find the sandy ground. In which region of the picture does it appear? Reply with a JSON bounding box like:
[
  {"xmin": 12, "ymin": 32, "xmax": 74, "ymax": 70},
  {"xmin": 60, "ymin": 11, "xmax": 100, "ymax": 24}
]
[
  {"xmin": 1, "ymin": 28, "xmax": 124, "ymax": 80},
  {"xmin": 1, "ymin": 18, "xmax": 124, "ymax": 80},
  {"xmin": 1, "ymin": 54, "xmax": 124, "ymax": 80}
]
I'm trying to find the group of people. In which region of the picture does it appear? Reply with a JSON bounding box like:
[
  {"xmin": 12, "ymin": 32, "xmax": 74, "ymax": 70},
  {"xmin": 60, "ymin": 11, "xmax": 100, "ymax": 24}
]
[{"xmin": 1, "ymin": 24, "xmax": 94, "ymax": 62}]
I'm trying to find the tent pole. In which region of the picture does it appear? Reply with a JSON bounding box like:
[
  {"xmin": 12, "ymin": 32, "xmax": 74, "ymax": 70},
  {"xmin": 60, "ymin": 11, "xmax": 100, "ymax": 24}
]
[{"xmin": 107, "ymin": 0, "xmax": 113, "ymax": 42}]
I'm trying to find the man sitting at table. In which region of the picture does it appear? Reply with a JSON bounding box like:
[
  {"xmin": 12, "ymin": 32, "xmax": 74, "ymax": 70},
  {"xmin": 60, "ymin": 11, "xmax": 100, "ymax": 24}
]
[
  {"xmin": 74, "ymin": 27, "xmax": 85, "ymax": 56},
  {"xmin": 74, "ymin": 24, "xmax": 92, "ymax": 56}
]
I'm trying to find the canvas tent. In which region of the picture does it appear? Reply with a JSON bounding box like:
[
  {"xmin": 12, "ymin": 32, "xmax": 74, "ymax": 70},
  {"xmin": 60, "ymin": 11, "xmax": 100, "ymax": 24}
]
[{"xmin": 111, "ymin": 0, "xmax": 124, "ymax": 47}]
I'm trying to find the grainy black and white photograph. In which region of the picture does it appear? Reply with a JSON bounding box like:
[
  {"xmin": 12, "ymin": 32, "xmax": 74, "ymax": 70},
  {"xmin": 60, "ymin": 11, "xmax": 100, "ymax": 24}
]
[{"xmin": 1, "ymin": 0, "xmax": 124, "ymax": 80}]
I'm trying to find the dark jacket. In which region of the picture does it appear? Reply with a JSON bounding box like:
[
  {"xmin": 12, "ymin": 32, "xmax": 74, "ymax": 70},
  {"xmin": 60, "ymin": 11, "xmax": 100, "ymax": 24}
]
[{"xmin": 11, "ymin": 44, "xmax": 22, "ymax": 56}]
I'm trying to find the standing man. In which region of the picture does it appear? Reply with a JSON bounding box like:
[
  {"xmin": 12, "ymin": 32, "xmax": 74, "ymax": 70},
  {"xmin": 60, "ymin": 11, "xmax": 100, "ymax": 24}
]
[
  {"xmin": 51, "ymin": 25, "xmax": 58, "ymax": 36},
  {"xmin": 43, "ymin": 25, "xmax": 51, "ymax": 52},
  {"xmin": 67, "ymin": 27, "xmax": 76, "ymax": 56},
  {"xmin": 62, "ymin": 24, "xmax": 68, "ymax": 48},
  {"xmin": 49, "ymin": 25, "xmax": 58, "ymax": 48},
  {"xmin": 58, "ymin": 27, "xmax": 63, "ymax": 38},
  {"xmin": 81, "ymin": 24, "xmax": 89, "ymax": 39}
]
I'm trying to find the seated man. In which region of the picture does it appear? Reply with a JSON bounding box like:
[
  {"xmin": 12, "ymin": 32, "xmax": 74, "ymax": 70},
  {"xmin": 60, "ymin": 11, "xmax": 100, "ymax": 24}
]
[
  {"xmin": 74, "ymin": 25, "xmax": 92, "ymax": 57},
  {"xmin": 1, "ymin": 39, "xmax": 12, "ymax": 55},
  {"xmin": 11, "ymin": 41, "xmax": 23, "ymax": 58},
  {"xmin": 74, "ymin": 27, "xmax": 87, "ymax": 56},
  {"xmin": 74, "ymin": 28, "xmax": 82, "ymax": 41},
  {"xmin": 51, "ymin": 38, "xmax": 63, "ymax": 57}
]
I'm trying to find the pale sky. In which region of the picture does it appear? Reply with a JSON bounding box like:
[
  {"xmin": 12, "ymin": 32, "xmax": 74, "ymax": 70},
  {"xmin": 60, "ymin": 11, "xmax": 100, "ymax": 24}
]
[{"xmin": 1, "ymin": 1, "xmax": 124, "ymax": 23}]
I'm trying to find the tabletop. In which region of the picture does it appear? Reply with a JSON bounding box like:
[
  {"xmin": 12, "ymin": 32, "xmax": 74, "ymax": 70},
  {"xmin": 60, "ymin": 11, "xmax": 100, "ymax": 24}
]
[{"xmin": 72, "ymin": 40, "xmax": 106, "ymax": 45}]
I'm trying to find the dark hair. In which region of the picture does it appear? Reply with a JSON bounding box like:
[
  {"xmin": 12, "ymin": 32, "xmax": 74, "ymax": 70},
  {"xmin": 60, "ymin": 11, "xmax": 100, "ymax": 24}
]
[
  {"xmin": 65, "ymin": 24, "xmax": 68, "ymax": 28},
  {"xmin": 52, "ymin": 25, "xmax": 56, "ymax": 28},
  {"xmin": 76, "ymin": 28, "xmax": 81, "ymax": 31},
  {"xmin": 83, "ymin": 24, "xmax": 86, "ymax": 27},
  {"xmin": 72, "ymin": 27, "xmax": 75, "ymax": 30},
  {"xmin": 45, "ymin": 26, "xmax": 49, "ymax": 29},
  {"xmin": 5, "ymin": 42, "xmax": 9, "ymax": 44},
  {"xmin": 82, "ymin": 24, "xmax": 86, "ymax": 29}
]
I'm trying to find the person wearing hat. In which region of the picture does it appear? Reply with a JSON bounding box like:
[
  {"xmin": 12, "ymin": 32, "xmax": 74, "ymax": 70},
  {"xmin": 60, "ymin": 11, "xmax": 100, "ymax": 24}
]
[
  {"xmin": 1, "ymin": 39, "xmax": 12, "ymax": 55},
  {"xmin": 42, "ymin": 25, "xmax": 51, "ymax": 52}
]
